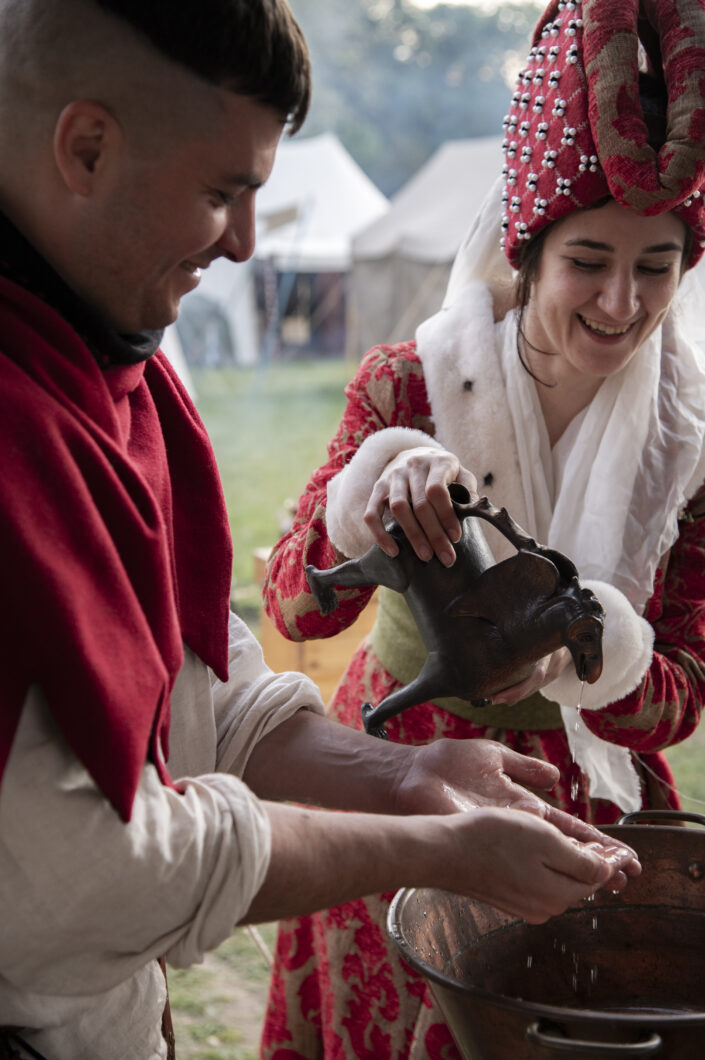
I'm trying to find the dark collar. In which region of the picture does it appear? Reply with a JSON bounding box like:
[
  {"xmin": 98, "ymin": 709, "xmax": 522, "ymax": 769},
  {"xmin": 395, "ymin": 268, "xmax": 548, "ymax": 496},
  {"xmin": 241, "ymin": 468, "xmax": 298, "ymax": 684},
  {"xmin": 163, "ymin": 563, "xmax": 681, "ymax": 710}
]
[{"xmin": 0, "ymin": 209, "xmax": 163, "ymax": 366}]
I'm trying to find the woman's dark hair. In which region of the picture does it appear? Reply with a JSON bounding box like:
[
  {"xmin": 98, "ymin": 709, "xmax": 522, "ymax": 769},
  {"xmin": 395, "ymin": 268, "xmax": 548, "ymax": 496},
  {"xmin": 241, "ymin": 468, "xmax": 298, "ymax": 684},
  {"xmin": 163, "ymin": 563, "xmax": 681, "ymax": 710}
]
[
  {"xmin": 515, "ymin": 220, "xmax": 556, "ymax": 384},
  {"xmin": 93, "ymin": 0, "xmax": 311, "ymax": 132}
]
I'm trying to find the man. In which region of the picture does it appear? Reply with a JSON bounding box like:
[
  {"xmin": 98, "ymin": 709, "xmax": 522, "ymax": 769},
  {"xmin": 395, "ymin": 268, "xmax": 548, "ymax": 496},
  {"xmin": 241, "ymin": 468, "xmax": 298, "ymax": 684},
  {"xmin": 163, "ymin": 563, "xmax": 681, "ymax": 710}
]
[{"xmin": 0, "ymin": 2, "xmax": 639, "ymax": 1057}]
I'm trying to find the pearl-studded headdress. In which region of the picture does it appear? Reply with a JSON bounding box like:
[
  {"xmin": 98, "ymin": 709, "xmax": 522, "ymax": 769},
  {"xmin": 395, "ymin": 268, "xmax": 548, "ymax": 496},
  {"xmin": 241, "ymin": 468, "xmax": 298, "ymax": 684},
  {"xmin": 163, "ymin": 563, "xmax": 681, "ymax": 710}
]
[{"xmin": 502, "ymin": 0, "xmax": 705, "ymax": 269}]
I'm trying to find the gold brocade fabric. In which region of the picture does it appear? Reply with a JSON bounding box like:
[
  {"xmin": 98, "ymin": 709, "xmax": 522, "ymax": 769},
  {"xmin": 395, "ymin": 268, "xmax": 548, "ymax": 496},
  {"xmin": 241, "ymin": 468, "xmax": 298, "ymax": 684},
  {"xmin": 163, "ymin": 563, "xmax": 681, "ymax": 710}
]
[{"xmin": 369, "ymin": 585, "xmax": 564, "ymax": 730}]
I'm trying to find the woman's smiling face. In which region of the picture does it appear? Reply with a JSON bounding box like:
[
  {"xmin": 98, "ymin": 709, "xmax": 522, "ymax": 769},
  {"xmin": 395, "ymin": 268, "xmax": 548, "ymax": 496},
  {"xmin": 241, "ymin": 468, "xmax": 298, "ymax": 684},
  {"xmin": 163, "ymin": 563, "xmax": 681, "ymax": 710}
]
[{"xmin": 522, "ymin": 200, "xmax": 686, "ymax": 386}]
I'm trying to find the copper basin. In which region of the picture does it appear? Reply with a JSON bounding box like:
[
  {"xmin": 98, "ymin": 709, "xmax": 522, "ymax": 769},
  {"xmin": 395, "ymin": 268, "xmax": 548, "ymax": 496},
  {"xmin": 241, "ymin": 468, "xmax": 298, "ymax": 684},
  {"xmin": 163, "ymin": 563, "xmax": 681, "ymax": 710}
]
[{"xmin": 388, "ymin": 811, "xmax": 705, "ymax": 1058}]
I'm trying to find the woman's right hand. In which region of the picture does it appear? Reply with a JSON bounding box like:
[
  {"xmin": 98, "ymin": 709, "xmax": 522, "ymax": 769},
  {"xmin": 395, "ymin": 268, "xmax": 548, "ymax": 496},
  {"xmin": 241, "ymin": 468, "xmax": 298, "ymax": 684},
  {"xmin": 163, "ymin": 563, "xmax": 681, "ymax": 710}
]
[{"xmin": 364, "ymin": 446, "xmax": 478, "ymax": 567}]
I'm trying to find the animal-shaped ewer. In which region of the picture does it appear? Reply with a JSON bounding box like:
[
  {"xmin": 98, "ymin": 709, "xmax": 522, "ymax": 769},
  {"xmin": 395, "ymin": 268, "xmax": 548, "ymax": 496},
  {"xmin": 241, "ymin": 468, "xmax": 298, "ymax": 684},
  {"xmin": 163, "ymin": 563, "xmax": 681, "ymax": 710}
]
[{"xmin": 306, "ymin": 483, "xmax": 605, "ymax": 738}]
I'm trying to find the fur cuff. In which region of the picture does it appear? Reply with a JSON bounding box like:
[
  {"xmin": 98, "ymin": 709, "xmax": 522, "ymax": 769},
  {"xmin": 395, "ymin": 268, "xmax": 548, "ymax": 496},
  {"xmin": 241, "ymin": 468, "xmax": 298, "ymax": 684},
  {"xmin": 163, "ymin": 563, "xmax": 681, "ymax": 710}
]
[
  {"xmin": 326, "ymin": 428, "xmax": 443, "ymax": 558},
  {"xmin": 543, "ymin": 580, "xmax": 654, "ymax": 709}
]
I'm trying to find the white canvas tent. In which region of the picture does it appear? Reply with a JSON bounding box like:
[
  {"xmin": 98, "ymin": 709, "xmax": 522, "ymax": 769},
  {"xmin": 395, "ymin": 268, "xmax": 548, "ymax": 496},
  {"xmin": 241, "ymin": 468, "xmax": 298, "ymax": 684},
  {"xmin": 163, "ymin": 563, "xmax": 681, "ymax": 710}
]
[
  {"xmin": 254, "ymin": 131, "xmax": 389, "ymax": 273},
  {"xmin": 348, "ymin": 136, "xmax": 503, "ymax": 358},
  {"xmin": 253, "ymin": 132, "xmax": 389, "ymax": 358}
]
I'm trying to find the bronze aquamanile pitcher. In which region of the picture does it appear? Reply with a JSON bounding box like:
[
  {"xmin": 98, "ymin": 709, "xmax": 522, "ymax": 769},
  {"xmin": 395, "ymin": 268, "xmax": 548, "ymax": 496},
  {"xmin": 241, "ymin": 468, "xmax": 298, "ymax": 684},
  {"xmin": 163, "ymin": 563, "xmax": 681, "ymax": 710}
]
[{"xmin": 305, "ymin": 483, "xmax": 604, "ymax": 738}]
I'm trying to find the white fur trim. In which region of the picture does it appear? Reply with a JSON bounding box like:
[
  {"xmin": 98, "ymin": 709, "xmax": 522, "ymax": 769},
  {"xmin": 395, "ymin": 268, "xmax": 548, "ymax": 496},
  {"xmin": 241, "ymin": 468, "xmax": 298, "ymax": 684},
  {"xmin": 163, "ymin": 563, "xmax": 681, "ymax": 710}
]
[
  {"xmin": 326, "ymin": 428, "xmax": 443, "ymax": 558},
  {"xmin": 543, "ymin": 580, "xmax": 654, "ymax": 709},
  {"xmin": 415, "ymin": 284, "xmax": 529, "ymax": 562}
]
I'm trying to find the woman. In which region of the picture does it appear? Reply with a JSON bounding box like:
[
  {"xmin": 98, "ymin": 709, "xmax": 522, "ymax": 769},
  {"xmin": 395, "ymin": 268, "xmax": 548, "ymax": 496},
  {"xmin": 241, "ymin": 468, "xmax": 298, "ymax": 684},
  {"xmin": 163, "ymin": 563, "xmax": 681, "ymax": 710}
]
[{"xmin": 260, "ymin": 2, "xmax": 705, "ymax": 1056}]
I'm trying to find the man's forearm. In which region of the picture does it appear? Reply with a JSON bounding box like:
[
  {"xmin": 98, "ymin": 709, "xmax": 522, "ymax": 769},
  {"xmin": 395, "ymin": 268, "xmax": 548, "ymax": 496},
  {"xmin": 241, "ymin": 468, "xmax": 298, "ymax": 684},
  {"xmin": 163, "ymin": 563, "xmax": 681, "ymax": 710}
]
[
  {"xmin": 242, "ymin": 708, "xmax": 414, "ymax": 813},
  {"xmin": 241, "ymin": 709, "xmax": 566, "ymax": 821},
  {"xmin": 241, "ymin": 799, "xmax": 640, "ymax": 927},
  {"xmin": 241, "ymin": 801, "xmax": 435, "ymax": 922}
]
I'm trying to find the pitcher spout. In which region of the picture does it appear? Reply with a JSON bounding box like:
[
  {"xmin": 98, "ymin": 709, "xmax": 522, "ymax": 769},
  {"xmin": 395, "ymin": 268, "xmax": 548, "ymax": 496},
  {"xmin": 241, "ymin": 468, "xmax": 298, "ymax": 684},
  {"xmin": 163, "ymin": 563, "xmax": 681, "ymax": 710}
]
[{"xmin": 567, "ymin": 613, "xmax": 604, "ymax": 683}]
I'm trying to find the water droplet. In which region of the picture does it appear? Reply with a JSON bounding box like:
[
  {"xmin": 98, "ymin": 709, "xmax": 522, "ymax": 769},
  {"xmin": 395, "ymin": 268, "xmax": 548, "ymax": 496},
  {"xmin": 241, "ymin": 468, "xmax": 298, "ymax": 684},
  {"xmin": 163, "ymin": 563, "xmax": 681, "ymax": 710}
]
[
  {"xmin": 688, "ymin": 861, "xmax": 704, "ymax": 881},
  {"xmin": 526, "ymin": 955, "xmax": 533, "ymax": 969}
]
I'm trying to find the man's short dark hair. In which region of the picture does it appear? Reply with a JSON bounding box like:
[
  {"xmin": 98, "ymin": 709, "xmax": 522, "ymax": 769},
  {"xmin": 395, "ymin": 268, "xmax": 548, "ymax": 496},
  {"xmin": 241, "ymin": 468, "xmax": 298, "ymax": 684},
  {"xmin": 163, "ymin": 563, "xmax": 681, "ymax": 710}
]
[{"xmin": 93, "ymin": 0, "xmax": 310, "ymax": 133}]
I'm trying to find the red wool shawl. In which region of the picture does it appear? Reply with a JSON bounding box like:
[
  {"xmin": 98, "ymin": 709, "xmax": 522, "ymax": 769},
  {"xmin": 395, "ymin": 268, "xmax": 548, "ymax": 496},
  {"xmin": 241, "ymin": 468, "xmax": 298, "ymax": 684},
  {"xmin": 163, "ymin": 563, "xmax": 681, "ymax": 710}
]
[{"xmin": 0, "ymin": 278, "xmax": 232, "ymax": 821}]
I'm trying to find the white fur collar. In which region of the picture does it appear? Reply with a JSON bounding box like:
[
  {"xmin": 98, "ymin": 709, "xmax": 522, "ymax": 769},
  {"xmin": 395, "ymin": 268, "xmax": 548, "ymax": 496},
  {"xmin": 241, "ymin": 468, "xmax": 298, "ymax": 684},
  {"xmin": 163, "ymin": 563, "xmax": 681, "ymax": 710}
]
[{"xmin": 416, "ymin": 281, "xmax": 528, "ymax": 561}]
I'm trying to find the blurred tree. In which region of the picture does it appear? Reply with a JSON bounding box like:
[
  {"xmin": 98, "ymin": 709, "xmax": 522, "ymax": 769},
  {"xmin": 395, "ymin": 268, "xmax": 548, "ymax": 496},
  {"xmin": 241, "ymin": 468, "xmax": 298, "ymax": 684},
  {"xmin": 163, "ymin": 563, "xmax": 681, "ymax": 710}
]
[{"xmin": 288, "ymin": 0, "xmax": 542, "ymax": 195}]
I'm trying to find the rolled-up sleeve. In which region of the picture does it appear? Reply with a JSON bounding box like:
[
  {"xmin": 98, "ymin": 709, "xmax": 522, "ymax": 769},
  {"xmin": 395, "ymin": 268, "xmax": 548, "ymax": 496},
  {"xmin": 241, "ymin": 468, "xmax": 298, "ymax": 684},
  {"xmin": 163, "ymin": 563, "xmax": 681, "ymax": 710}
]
[
  {"xmin": 0, "ymin": 687, "xmax": 271, "ymax": 996},
  {"xmin": 167, "ymin": 610, "xmax": 325, "ymax": 782},
  {"xmin": 211, "ymin": 611, "xmax": 325, "ymax": 775},
  {"xmin": 0, "ymin": 610, "xmax": 325, "ymax": 1021}
]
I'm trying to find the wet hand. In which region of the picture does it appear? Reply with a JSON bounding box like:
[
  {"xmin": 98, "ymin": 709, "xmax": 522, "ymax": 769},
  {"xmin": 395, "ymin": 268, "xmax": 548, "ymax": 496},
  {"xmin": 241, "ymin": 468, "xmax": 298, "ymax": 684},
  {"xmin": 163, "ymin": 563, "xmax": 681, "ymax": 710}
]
[
  {"xmin": 437, "ymin": 808, "xmax": 641, "ymax": 924},
  {"xmin": 393, "ymin": 739, "xmax": 641, "ymax": 888},
  {"xmin": 393, "ymin": 737, "xmax": 563, "ymax": 817},
  {"xmin": 539, "ymin": 804, "xmax": 642, "ymax": 884}
]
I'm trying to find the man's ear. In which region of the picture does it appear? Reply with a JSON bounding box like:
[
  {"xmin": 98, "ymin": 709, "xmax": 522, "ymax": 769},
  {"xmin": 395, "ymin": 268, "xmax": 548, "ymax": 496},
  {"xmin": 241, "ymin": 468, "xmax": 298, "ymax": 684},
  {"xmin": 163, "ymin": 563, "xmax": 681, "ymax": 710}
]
[{"xmin": 53, "ymin": 100, "xmax": 121, "ymax": 196}]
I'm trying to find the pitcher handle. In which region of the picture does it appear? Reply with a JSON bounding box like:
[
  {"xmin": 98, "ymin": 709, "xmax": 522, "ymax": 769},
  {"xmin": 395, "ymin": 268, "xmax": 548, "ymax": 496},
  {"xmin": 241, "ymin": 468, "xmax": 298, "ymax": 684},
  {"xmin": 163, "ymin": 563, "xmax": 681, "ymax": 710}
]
[
  {"xmin": 526, "ymin": 1021, "xmax": 662, "ymax": 1055},
  {"xmin": 616, "ymin": 809, "xmax": 705, "ymax": 828}
]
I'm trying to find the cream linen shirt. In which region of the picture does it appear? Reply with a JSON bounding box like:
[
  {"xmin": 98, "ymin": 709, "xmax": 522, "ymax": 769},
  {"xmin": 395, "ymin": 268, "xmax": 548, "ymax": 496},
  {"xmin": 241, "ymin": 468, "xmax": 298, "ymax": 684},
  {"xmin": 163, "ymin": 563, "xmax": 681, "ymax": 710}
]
[{"xmin": 0, "ymin": 610, "xmax": 324, "ymax": 1060}]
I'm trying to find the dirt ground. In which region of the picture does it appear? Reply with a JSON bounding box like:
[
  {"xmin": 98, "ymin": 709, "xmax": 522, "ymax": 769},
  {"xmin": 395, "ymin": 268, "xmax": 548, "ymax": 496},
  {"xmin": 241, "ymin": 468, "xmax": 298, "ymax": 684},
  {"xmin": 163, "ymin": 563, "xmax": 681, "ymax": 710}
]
[{"xmin": 169, "ymin": 923, "xmax": 276, "ymax": 1060}]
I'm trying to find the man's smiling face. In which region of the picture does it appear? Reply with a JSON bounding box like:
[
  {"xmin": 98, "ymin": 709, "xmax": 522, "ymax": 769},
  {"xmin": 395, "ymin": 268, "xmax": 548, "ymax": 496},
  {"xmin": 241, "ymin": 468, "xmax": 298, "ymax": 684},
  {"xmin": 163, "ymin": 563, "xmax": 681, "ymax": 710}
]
[{"xmin": 73, "ymin": 90, "xmax": 283, "ymax": 334}]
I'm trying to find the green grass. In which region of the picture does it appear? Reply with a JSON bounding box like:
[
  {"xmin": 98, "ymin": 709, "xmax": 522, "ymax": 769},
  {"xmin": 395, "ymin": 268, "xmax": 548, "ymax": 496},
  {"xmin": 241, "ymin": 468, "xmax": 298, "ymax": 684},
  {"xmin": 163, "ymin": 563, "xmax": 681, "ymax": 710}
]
[
  {"xmin": 194, "ymin": 358, "xmax": 352, "ymax": 594},
  {"xmin": 170, "ymin": 924, "xmax": 277, "ymax": 1060},
  {"xmin": 663, "ymin": 724, "xmax": 705, "ymax": 813}
]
